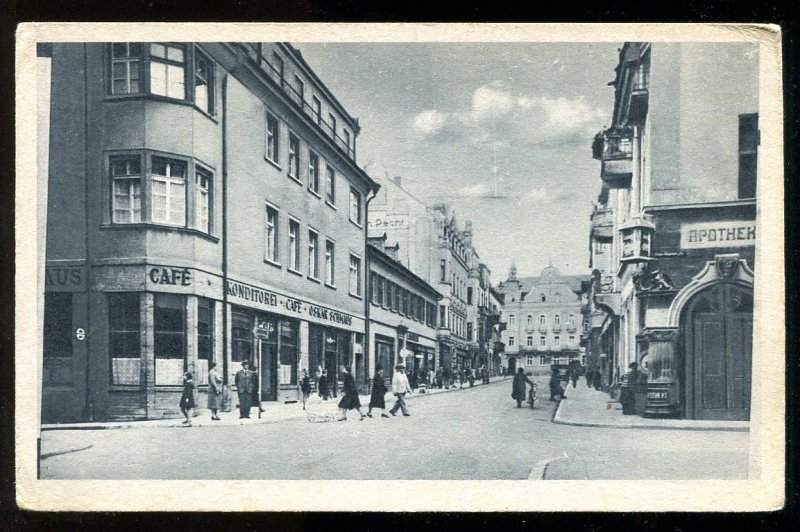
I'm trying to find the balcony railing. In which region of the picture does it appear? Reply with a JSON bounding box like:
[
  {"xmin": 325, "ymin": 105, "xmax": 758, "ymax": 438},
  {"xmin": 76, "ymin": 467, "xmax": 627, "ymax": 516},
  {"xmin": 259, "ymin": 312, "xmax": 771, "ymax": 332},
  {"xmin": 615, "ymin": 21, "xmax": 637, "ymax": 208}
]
[
  {"xmin": 538, "ymin": 325, "xmax": 548, "ymax": 333},
  {"xmin": 240, "ymin": 44, "xmax": 356, "ymax": 161},
  {"xmin": 552, "ymin": 324, "xmax": 561, "ymax": 333},
  {"xmin": 566, "ymin": 324, "xmax": 577, "ymax": 332},
  {"xmin": 525, "ymin": 325, "xmax": 535, "ymax": 333},
  {"xmin": 593, "ymin": 129, "xmax": 633, "ymax": 187}
]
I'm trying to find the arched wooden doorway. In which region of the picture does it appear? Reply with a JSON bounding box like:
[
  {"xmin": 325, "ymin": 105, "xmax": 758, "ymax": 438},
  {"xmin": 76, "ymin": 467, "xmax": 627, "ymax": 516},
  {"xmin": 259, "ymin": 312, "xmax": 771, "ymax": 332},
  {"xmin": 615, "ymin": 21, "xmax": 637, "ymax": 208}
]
[
  {"xmin": 681, "ymin": 282, "xmax": 753, "ymax": 420},
  {"xmin": 507, "ymin": 357, "xmax": 517, "ymax": 375}
]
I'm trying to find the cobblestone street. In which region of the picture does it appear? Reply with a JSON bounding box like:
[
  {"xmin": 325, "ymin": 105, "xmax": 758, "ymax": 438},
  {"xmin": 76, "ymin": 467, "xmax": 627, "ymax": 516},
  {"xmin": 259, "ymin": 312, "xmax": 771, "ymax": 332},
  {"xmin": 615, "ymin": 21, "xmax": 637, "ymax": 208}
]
[{"xmin": 41, "ymin": 377, "xmax": 749, "ymax": 480}]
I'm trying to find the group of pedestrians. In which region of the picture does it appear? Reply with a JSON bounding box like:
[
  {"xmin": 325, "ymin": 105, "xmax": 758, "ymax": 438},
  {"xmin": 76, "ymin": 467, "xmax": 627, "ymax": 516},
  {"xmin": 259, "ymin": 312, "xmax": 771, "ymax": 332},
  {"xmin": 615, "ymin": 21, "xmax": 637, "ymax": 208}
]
[{"xmin": 509, "ymin": 366, "xmax": 574, "ymax": 409}]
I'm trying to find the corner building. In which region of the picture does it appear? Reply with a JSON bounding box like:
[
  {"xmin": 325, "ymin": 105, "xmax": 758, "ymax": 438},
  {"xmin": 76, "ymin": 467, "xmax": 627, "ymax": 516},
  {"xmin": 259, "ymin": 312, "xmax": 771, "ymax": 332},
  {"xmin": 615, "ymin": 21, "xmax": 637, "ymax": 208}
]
[
  {"xmin": 41, "ymin": 42, "xmax": 378, "ymax": 422},
  {"xmin": 587, "ymin": 42, "xmax": 757, "ymax": 420}
]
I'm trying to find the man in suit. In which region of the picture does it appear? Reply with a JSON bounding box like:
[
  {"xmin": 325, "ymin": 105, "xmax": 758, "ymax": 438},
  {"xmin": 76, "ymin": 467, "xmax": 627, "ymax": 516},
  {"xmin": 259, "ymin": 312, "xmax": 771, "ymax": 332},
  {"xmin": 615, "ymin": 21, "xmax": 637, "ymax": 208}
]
[
  {"xmin": 389, "ymin": 363, "xmax": 412, "ymax": 417},
  {"xmin": 235, "ymin": 360, "xmax": 255, "ymax": 419}
]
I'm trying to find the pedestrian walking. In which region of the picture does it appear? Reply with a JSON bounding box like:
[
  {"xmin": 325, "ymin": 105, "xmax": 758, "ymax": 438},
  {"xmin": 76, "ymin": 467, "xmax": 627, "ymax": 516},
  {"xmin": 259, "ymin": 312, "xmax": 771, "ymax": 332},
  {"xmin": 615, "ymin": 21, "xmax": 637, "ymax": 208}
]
[
  {"xmin": 570, "ymin": 368, "xmax": 579, "ymax": 388},
  {"xmin": 179, "ymin": 371, "xmax": 196, "ymax": 426},
  {"xmin": 337, "ymin": 365, "xmax": 365, "ymax": 421},
  {"xmin": 586, "ymin": 367, "xmax": 594, "ymax": 388},
  {"xmin": 318, "ymin": 369, "xmax": 331, "ymax": 400},
  {"xmin": 549, "ymin": 367, "xmax": 565, "ymax": 401},
  {"xmin": 367, "ymin": 365, "xmax": 390, "ymax": 418},
  {"xmin": 511, "ymin": 367, "xmax": 533, "ymax": 408},
  {"xmin": 468, "ymin": 368, "xmax": 475, "ymax": 387},
  {"xmin": 300, "ymin": 368, "xmax": 312, "ymax": 410},
  {"xmin": 389, "ymin": 363, "xmax": 412, "ymax": 416},
  {"xmin": 592, "ymin": 366, "xmax": 602, "ymax": 389},
  {"xmin": 234, "ymin": 360, "xmax": 255, "ymax": 419},
  {"xmin": 207, "ymin": 362, "xmax": 223, "ymax": 420},
  {"xmin": 458, "ymin": 368, "xmax": 465, "ymax": 388},
  {"xmin": 409, "ymin": 369, "xmax": 418, "ymax": 391},
  {"xmin": 435, "ymin": 367, "xmax": 443, "ymax": 389},
  {"xmin": 428, "ymin": 368, "xmax": 435, "ymax": 389}
]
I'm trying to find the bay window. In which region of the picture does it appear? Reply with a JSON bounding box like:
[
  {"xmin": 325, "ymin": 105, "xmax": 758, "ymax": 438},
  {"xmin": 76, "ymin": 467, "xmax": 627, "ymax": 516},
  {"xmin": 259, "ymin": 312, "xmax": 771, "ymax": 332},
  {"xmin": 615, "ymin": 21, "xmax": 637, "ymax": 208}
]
[
  {"xmin": 110, "ymin": 43, "xmax": 142, "ymax": 95},
  {"xmin": 110, "ymin": 155, "xmax": 142, "ymax": 223},
  {"xmin": 194, "ymin": 167, "xmax": 211, "ymax": 232},
  {"xmin": 149, "ymin": 43, "xmax": 186, "ymax": 100},
  {"xmin": 194, "ymin": 50, "xmax": 214, "ymax": 114},
  {"xmin": 151, "ymin": 157, "xmax": 186, "ymax": 226}
]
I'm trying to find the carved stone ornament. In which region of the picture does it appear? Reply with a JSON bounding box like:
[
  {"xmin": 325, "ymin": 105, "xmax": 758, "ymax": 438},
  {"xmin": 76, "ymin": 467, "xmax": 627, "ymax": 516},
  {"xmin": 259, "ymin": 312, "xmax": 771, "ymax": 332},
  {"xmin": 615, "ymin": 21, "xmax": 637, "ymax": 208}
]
[
  {"xmin": 633, "ymin": 263, "xmax": 674, "ymax": 293},
  {"xmin": 636, "ymin": 328, "xmax": 680, "ymax": 343},
  {"xmin": 715, "ymin": 255, "xmax": 740, "ymax": 279}
]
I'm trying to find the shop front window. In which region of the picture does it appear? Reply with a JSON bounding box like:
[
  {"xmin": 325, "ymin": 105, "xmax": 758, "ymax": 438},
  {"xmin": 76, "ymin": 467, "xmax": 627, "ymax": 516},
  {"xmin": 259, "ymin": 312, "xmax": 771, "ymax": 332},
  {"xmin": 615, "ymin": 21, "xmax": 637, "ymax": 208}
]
[
  {"xmin": 154, "ymin": 293, "xmax": 186, "ymax": 385},
  {"xmin": 109, "ymin": 293, "xmax": 141, "ymax": 386},
  {"xmin": 196, "ymin": 298, "xmax": 214, "ymax": 384},
  {"xmin": 43, "ymin": 293, "xmax": 73, "ymax": 385},
  {"xmin": 278, "ymin": 320, "xmax": 299, "ymax": 385},
  {"xmin": 231, "ymin": 309, "xmax": 253, "ymax": 364}
]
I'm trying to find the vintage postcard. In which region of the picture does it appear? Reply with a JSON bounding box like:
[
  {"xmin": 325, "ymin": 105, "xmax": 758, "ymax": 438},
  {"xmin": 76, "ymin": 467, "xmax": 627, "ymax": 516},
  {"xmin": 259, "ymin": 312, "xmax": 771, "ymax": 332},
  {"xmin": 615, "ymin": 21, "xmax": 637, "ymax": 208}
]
[{"xmin": 15, "ymin": 23, "xmax": 784, "ymax": 512}]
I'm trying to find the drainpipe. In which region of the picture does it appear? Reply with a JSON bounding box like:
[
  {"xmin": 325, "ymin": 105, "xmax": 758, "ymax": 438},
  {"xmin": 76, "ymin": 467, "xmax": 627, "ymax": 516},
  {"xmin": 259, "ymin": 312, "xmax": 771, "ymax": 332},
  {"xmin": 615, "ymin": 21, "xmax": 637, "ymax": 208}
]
[
  {"xmin": 221, "ymin": 73, "xmax": 230, "ymax": 396},
  {"xmin": 363, "ymin": 185, "xmax": 379, "ymax": 392}
]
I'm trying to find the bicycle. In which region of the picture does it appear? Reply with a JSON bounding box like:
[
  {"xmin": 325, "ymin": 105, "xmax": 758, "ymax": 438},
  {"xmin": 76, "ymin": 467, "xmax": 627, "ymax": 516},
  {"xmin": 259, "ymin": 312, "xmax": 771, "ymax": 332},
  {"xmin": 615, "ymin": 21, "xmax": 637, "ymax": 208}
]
[{"xmin": 527, "ymin": 383, "xmax": 538, "ymax": 409}]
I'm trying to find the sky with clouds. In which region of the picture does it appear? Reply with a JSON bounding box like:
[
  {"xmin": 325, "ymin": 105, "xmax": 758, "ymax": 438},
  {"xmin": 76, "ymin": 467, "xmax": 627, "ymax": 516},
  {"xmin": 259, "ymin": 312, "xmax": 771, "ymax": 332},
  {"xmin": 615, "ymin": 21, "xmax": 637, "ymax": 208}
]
[{"xmin": 297, "ymin": 42, "xmax": 621, "ymax": 283}]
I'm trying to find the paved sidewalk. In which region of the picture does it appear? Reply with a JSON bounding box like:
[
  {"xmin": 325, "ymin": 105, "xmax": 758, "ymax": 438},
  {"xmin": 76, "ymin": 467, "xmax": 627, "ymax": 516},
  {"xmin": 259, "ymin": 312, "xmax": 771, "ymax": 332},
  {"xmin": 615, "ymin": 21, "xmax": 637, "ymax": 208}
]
[
  {"xmin": 41, "ymin": 376, "xmax": 506, "ymax": 431},
  {"xmin": 553, "ymin": 380, "xmax": 749, "ymax": 432}
]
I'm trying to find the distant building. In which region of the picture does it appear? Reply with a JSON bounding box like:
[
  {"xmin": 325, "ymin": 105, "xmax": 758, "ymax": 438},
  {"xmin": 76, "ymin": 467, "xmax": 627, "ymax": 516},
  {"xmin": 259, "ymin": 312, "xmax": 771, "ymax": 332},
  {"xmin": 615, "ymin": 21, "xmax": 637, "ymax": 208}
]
[
  {"xmin": 497, "ymin": 264, "xmax": 587, "ymax": 376},
  {"xmin": 588, "ymin": 42, "xmax": 757, "ymax": 420}
]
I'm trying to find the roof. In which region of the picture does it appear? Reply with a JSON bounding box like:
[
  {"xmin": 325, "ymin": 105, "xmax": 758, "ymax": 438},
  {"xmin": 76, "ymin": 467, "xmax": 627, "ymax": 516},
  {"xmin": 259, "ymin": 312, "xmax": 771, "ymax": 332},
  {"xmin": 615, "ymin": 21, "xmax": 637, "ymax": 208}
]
[
  {"xmin": 498, "ymin": 274, "xmax": 588, "ymax": 295},
  {"xmin": 368, "ymin": 245, "xmax": 443, "ymax": 300}
]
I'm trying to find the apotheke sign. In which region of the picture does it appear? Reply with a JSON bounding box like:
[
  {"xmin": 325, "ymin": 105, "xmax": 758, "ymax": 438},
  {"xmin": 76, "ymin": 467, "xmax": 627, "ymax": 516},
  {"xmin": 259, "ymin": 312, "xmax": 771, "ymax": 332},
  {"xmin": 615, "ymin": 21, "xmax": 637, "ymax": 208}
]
[{"xmin": 680, "ymin": 221, "xmax": 756, "ymax": 249}]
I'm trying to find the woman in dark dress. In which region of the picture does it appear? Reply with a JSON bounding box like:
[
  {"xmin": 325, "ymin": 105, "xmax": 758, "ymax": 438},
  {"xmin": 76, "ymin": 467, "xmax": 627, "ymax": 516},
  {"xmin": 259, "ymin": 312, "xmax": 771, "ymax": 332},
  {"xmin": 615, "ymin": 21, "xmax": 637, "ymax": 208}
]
[
  {"xmin": 549, "ymin": 367, "xmax": 565, "ymax": 401},
  {"xmin": 512, "ymin": 367, "xmax": 533, "ymax": 408},
  {"xmin": 179, "ymin": 371, "xmax": 196, "ymax": 426},
  {"xmin": 367, "ymin": 366, "xmax": 390, "ymax": 418},
  {"xmin": 337, "ymin": 365, "xmax": 365, "ymax": 421},
  {"xmin": 318, "ymin": 369, "xmax": 330, "ymax": 400},
  {"xmin": 300, "ymin": 368, "xmax": 312, "ymax": 410}
]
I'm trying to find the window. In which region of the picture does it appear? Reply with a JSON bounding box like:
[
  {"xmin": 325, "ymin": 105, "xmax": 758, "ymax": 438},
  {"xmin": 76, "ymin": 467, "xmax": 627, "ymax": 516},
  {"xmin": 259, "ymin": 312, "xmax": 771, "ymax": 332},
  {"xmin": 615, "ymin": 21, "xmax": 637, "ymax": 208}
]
[
  {"xmin": 266, "ymin": 113, "xmax": 279, "ymax": 164},
  {"xmin": 43, "ymin": 293, "xmax": 73, "ymax": 385},
  {"xmin": 288, "ymin": 219, "xmax": 300, "ymax": 271},
  {"xmin": 541, "ymin": 294, "xmax": 546, "ymax": 302},
  {"xmin": 349, "ymin": 187, "xmax": 362, "ymax": 225},
  {"xmin": 308, "ymin": 150, "xmax": 320, "ymax": 194},
  {"xmin": 527, "ymin": 314, "xmax": 533, "ymax": 327},
  {"xmin": 539, "ymin": 356, "xmax": 547, "ymax": 366},
  {"xmin": 527, "ymin": 355, "xmax": 534, "ymax": 366},
  {"xmin": 568, "ymin": 313, "xmax": 576, "ymax": 327},
  {"xmin": 312, "ymin": 96, "xmax": 322, "ymax": 123},
  {"xmin": 467, "ymin": 322, "xmax": 473, "ymax": 341},
  {"xmin": 527, "ymin": 336, "xmax": 533, "ymax": 347},
  {"xmin": 265, "ymin": 204, "xmax": 278, "ymax": 263},
  {"xmin": 325, "ymin": 240, "xmax": 335, "ymax": 285},
  {"xmin": 377, "ymin": 276, "xmax": 385, "ymax": 306},
  {"xmin": 554, "ymin": 336, "xmax": 560, "ymax": 348},
  {"xmin": 508, "ymin": 314, "xmax": 515, "ymax": 326},
  {"xmin": 288, "ymin": 133, "xmax": 300, "ymax": 179},
  {"xmin": 151, "ymin": 157, "xmax": 186, "ymax": 226},
  {"xmin": 569, "ymin": 335, "xmax": 575, "ymax": 345},
  {"xmin": 328, "ymin": 113, "xmax": 337, "ymax": 137},
  {"xmin": 343, "ymin": 129, "xmax": 351, "ymax": 149},
  {"xmin": 508, "ymin": 336, "xmax": 515, "ymax": 347},
  {"xmin": 109, "ymin": 293, "xmax": 140, "ymax": 385},
  {"xmin": 110, "ymin": 43, "xmax": 142, "ymax": 95},
  {"xmin": 389, "ymin": 282, "xmax": 397, "ymax": 311},
  {"xmin": 154, "ymin": 294, "xmax": 186, "ymax": 385},
  {"xmin": 539, "ymin": 314, "xmax": 546, "ymax": 327},
  {"xmin": 325, "ymin": 165, "xmax": 336, "ymax": 205},
  {"xmin": 272, "ymin": 51, "xmax": 284, "ymax": 81},
  {"xmin": 293, "ymin": 74, "xmax": 304, "ymax": 101},
  {"xmin": 554, "ymin": 314, "xmax": 561, "ymax": 326},
  {"xmin": 738, "ymin": 113, "xmax": 758, "ymax": 199},
  {"xmin": 539, "ymin": 336, "xmax": 546, "ymax": 347},
  {"xmin": 467, "ymin": 287, "xmax": 473, "ymax": 305},
  {"xmin": 349, "ymin": 254, "xmax": 361, "ymax": 296},
  {"xmin": 149, "ymin": 43, "xmax": 186, "ymax": 100},
  {"xmin": 308, "ymin": 230, "xmax": 319, "ymax": 278},
  {"xmin": 370, "ymin": 273, "xmax": 378, "ymax": 304},
  {"xmin": 194, "ymin": 167, "xmax": 211, "ymax": 232},
  {"xmin": 196, "ymin": 298, "xmax": 214, "ymax": 382},
  {"xmin": 194, "ymin": 50, "xmax": 214, "ymax": 114},
  {"xmin": 439, "ymin": 305, "xmax": 446, "ymax": 327},
  {"xmin": 231, "ymin": 309, "xmax": 252, "ymax": 363},
  {"xmin": 110, "ymin": 155, "xmax": 142, "ymax": 223},
  {"xmin": 440, "ymin": 260, "xmax": 447, "ymax": 282}
]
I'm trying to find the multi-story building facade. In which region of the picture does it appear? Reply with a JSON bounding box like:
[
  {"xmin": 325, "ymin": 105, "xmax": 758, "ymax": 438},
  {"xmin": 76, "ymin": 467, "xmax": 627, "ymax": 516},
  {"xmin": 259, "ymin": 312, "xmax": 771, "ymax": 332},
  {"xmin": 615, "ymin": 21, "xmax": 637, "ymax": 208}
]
[
  {"xmin": 367, "ymin": 236, "xmax": 441, "ymax": 386},
  {"xmin": 587, "ymin": 42, "xmax": 757, "ymax": 420},
  {"xmin": 498, "ymin": 264, "xmax": 587, "ymax": 376},
  {"xmin": 41, "ymin": 42, "xmax": 379, "ymax": 422}
]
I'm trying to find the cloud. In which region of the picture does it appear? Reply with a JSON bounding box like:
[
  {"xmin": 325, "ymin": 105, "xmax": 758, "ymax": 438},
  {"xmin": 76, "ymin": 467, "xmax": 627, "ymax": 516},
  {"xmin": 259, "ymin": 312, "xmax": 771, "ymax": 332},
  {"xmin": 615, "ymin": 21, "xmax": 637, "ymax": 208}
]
[
  {"xmin": 412, "ymin": 84, "xmax": 608, "ymax": 148},
  {"xmin": 412, "ymin": 109, "xmax": 447, "ymax": 137}
]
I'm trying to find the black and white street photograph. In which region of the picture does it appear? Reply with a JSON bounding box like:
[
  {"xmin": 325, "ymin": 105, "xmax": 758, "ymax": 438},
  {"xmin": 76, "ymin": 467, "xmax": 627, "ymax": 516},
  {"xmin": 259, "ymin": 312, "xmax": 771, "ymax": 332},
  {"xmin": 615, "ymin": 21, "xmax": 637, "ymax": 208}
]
[{"xmin": 15, "ymin": 23, "xmax": 785, "ymax": 512}]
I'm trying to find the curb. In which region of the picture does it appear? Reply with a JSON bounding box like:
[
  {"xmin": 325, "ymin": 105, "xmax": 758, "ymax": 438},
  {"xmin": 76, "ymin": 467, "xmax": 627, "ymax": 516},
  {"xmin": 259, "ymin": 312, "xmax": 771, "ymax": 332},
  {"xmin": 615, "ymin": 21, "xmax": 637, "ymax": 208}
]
[
  {"xmin": 41, "ymin": 378, "xmax": 505, "ymax": 431},
  {"xmin": 41, "ymin": 444, "xmax": 93, "ymax": 459},
  {"xmin": 552, "ymin": 384, "xmax": 749, "ymax": 432}
]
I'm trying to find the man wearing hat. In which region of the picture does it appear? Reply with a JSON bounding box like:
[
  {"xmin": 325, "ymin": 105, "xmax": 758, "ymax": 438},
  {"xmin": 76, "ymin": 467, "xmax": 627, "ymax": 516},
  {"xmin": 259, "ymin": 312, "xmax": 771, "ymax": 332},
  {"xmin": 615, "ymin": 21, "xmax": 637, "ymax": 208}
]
[
  {"xmin": 389, "ymin": 363, "xmax": 412, "ymax": 416},
  {"xmin": 234, "ymin": 360, "xmax": 255, "ymax": 419}
]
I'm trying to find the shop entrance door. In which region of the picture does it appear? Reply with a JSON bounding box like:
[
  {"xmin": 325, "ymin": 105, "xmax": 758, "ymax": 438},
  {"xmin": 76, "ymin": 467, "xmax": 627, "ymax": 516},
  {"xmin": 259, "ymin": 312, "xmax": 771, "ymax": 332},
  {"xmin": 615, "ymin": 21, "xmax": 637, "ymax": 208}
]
[
  {"xmin": 685, "ymin": 283, "xmax": 752, "ymax": 420},
  {"xmin": 508, "ymin": 357, "xmax": 516, "ymax": 375},
  {"xmin": 259, "ymin": 339, "xmax": 278, "ymax": 402}
]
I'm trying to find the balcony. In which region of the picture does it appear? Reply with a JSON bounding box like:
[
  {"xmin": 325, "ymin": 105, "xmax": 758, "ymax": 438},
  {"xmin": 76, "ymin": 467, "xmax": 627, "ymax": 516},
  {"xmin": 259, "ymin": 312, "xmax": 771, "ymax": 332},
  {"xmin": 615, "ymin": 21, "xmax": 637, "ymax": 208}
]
[
  {"xmin": 566, "ymin": 324, "xmax": 577, "ymax": 333},
  {"xmin": 590, "ymin": 208, "xmax": 614, "ymax": 240},
  {"xmin": 239, "ymin": 44, "xmax": 356, "ymax": 161},
  {"xmin": 552, "ymin": 324, "xmax": 561, "ymax": 333},
  {"xmin": 629, "ymin": 64, "xmax": 649, "ymax": 123},
  {"xmin": 593, "ymin": 129, "xmax": 633, "ymax": 188},
  {"xmin": 538, "ymin": 325, "xmax": 548, "ymax": 333},
  {"xmin": 525, "ymin": 325, "xmax": 535, "ymax": 333}
]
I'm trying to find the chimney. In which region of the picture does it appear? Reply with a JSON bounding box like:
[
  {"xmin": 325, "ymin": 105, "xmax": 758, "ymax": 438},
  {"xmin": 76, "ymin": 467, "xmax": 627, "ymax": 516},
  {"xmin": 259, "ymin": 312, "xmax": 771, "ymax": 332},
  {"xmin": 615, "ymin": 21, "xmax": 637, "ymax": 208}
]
[{"xmin": 392, "ymin": 176, "xmax": 402, "ymax": 187}]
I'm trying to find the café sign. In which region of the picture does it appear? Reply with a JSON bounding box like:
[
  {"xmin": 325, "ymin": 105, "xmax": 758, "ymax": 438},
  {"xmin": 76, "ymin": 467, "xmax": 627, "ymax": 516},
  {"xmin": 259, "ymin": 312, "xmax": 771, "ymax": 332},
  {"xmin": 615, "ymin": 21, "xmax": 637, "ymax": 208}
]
[{"xmin": 680, "ymin": 221, "xmax": 755, "ymax": 250}]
